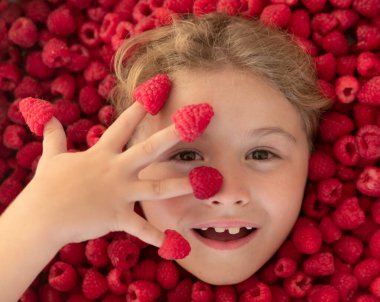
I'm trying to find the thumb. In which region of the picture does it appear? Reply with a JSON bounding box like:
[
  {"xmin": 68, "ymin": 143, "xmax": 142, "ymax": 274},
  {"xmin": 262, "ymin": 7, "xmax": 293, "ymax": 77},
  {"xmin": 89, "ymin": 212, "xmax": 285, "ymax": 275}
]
[{"xmin": 42, "ymin": 116, "xmax": 67, "ymax": 159}]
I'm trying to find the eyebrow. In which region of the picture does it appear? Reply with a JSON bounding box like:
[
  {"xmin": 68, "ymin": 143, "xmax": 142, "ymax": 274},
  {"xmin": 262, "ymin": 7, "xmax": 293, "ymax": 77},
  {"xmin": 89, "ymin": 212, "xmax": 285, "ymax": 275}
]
[{"xmin": 247, "ymin": 126, "xmax": 297, "ymax": 144}]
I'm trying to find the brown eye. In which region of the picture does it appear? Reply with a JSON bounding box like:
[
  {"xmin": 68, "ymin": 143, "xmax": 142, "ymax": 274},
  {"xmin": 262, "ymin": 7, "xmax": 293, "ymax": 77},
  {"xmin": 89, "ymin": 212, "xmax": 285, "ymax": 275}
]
[
  {"xmin": 171, "ymin": 151, "xmax": 201, "ymax": 161},
  {"xmin": 248, "ymin": 150, "xmax": 275, "ymax": 160}
]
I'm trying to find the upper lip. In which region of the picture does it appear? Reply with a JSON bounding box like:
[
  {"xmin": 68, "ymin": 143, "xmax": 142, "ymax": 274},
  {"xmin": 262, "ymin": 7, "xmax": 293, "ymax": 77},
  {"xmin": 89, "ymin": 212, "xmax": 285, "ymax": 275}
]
[{"xmin": 191, "ymin": 220, "xmax": 260, "ymax": 229}]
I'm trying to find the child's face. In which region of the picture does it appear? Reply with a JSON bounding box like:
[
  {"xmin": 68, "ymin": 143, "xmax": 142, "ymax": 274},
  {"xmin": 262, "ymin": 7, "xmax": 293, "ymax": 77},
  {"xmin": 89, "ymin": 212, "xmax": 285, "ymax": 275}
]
[{"xmin": 132, "ymin": 66, "xmax": 310, "ymax": 285}]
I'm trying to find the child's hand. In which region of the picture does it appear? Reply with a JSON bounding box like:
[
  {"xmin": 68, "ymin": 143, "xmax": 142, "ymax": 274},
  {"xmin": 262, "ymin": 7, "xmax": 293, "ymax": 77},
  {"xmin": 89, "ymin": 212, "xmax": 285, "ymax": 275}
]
[{"xmin": 16, "ymin": 101, "xmax": 192, "ymax": 248}]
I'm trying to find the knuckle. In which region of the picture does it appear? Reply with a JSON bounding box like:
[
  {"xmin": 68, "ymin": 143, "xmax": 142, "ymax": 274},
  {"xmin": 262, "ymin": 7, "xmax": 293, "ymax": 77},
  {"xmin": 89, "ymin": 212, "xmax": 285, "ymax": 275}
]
[
  {"xmin": 141, "ymin": 140, "xmax": 155, "ymax": 156},
  {"xmin": 151, "ymin": 180, "xmax": 162, "ymax": 196}
]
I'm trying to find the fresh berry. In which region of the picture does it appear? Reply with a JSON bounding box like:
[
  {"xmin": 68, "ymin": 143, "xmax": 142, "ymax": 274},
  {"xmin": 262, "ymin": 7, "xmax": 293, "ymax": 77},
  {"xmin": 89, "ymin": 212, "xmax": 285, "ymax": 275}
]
[
  {"xmin": 8, "ymin": 17, "xmax": 38, "ymax": 48},
  {"xmin": 107, "ymin": 239, "xmax": 140, "ymax": 270},
  {"xmin": 82, "ymin": 268, "xmax": 108, "ymax": 300},
  {"xmin": 259, "ymin": 4, "xmax": 292, "ymax": 28},
  {"xmin": 132, "ymin": 259, "xmax": 157, "ymax": 282},
  {"xmin": 167, "ymin": 278, "xmax": 193, "ymax": 302},
  {"xmin": 354, "ymin": 258, "xmax": 380, "ymax": 287},
  {"xmin": 132, "ymin": 74, "xmax": 172, "ymax": 115},
  {"xmin": 85, "ymin": 238, "xmax": 109, "ymax": 267},
  {"xmin": 301, "ymin": 0, "xmax": 326, "ymax": 13},
  {"xmin": 42, "ymin": 38, "xmax": 71, "ymax": 68},
  {"xmin": 333, "ymin": 197, "xmax": 365, "ymax": 229},
  {"xmin": 127, "ymin": 280, "xmax": 162, "ymax": 302},
  {"xmin": 191, "ymin": 281, "xmax": 214, "ymax": 302},
  {"xmin": 107, "ymin": 268, "xmax": 132, "ymax": 295},
  {"xmin": 292, "ymin": 224, "xmax": 322, "ymax": 254},
  {"xmin": 214, "ymin": 285, "xmax": 236, "ymax": 302},
  {"xmin": 308, "ymin": 151, "xmax": 336, "ymax": 181},
  {"xmin": 172, "ymin": 103, "xmax": 214, "ymax": 142},
  {"xmin": 158, "ymin": 229, "xmax": 191, "ymax": 260},
  {"xmin": 356, "ymin": 125, "xmax": 380, "ymax": 159},
  {"xmin": 307, "ymin": 285, "xmax": 339, "ymax": 302},
  {"xmin": 335, "ymin": 75, "xmax": 360, "ymax": 103},
  {"xmin": 189, "ymin": 166, "xmax": 223, "ymax": 200},
  {"xmin": 274, "ymin": 257, "xmax": 297, "ymax": 278},
  {"xmin": 47, "ymin": 7, "xmax": 76, "ymax": 37},
  {"xmin": 333, "ymin": 235, "xmax": 363, "ymax": 264},
  {"xmin": 283, "ymin": 271, "xmax": 312, "ymax": 298},
  {"xmin": 156, "ymin": 260, "xmax": 180, "ymax": 290},
  {"xmin": 357, "ymin": 76, "xmax": 380, "ymax": 106},
  {"xmin": 48, "ymin": 261, "xmax": 78, "ymax": 292},
  {"xmin": 303, "ymin": 252, "xmax": 335, "ymax": 276},
  {"xmin": 356, "ymin": 166, "xmax": 380, "ymax": 197},
  {"xmin": 318, "ymin": 111, "xmax": 354, "ymax": 142}
]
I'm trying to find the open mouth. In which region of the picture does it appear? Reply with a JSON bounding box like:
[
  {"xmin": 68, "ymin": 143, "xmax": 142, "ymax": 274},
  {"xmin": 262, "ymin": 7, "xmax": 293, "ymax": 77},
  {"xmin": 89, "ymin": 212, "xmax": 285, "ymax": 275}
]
[{"xmin": 192, "ymin": 227, "xmax": 256, "ymax": 242}]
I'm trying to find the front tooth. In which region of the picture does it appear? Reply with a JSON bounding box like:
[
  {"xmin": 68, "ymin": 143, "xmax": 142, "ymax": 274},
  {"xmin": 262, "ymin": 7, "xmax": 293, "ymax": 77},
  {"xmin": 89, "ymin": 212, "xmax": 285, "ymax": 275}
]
[
  {"xmin": 201, "ymin": 227, "xmax": 208, "ymax": 231},
  {"xmin": 228, "ymin": 227, "xmax": 240, "ymax": 235},
  {"xmin": 214, "ymin": 227, "xmax": 226, "ymax": 233},
  {"xmin": 245, "ymin": 227, "xmax": 253, "ymax": 230}
]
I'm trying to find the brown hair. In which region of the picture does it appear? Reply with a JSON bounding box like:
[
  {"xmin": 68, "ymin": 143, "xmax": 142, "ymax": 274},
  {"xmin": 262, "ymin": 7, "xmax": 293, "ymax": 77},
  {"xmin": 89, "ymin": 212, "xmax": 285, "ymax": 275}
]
[{"xmin": 110, "ymin": 12, "xmax": 332, "ymax": 151}]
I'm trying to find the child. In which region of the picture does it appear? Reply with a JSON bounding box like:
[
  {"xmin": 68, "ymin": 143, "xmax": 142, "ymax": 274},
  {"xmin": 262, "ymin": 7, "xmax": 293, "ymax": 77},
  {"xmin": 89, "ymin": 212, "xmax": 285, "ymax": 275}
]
[{"xmin": 0, "ymin": 12, "xmax": 331, "ymax": 301}]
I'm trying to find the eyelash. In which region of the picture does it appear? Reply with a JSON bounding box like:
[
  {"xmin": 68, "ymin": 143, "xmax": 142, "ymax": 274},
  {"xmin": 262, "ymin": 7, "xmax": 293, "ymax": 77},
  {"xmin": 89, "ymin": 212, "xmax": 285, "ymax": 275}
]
[{"xmin": 169, "ymin": 149, "xmax": 278, "ymax": 162}]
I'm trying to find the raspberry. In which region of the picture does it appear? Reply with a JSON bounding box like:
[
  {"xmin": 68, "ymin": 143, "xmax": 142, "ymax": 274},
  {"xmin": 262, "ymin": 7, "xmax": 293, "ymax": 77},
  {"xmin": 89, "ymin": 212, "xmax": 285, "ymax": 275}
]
[
  {"xmin": 79, "ymin": 86, "xmax": 104, "ymax": 115},
  {"xmin": 311, "ymin": 13, "xmax": 338, "ymax": 35},
  {"xmin": 107, "ymin": 268, "xmax": 132, "ymax": 295},
  {"xmin": 307, "ymin": 285, "xmax": 339, "ymax": 302},
  {"xmin": 48, "ymin": 261, "xmax": 78, "ymax": 292},
  {"xmin": 98, "ymin": 74, "xmax": 116, "ymax": 99},
  {"xmin": 23, "ymin": 0, "xmax": 50, "ymax": 24},
  {"xmin": 82, "ymin": 268, "xmax": 108, "ymax": 300},
  {"xmin": 317, "ymin": 178, "xmax": 342, "ymax": 204},
  {"xmin": 353, "ymin": 0, "xmax": 380, "ymax": 18},
  {"xmin": 0, "ymin": 177, "xmax": 23, "ymax": 207},
  {"xmin": 318, "ymin": 112, "xmax": 354, "ymax": 142},
  {"xmin": 47, "ymin": 7, "xmax": 76, "ymax": 37},
  {"xmin": 335, "ymin": 75, "xmax": 360, "ymax": 104},
  {"xmin": 18, "ymin": 97, "xmax": 55, "ymax": 137},
  {"xmin": 42, "ymin": 38, "xmax": 71, "ymax": 68},
  {"xmin": 66, "ymin": 119, "xmax": 95, "ymax": 143},
  {"xmin": 357, "ymin": 51, "xmax": 380, "ymax": 77},
  {"xmin": 66, "ymin": 44, "xmax": 90, "ymax": 73},
  {"xmin": 333, "ymin": 235, "xmax": 363, "ymax": 264},
  {"xmin": 25, "ymin": 51, "xmax": 54, "ymax": 79},
  {"xmin": 330, "ymin": 271, "xmax": 358, "ymax": 302},
  {"xmin": 372, "ymin": 199, "xmax": 380, "ymax": 224},
  {"xmin": 163, "ymin": 0, "xmax": 193, "ymax": 13},
  {"xmin": 322, "ymin": 30, "xmax": 350, "ymax": 55},
  {"xmin": 58, "ymin": 242, "xmax": 86, "ymax": 266},
  {"xmin": 292, "ymin": 224, "xmax": 322, "ymax": 254},
  {"xmin": 319, "ymin": 216, "xmax": 342, "ymax": 244},
  {"xmin": 356, "ymin": 166, "xmax": 380, "ymax": 197},
  {"xmin": 8, "ymin": 17, "xmax": 38, "ymax": 48},
  {"xmin": 357, "ymin": 76, "xmax": 380, "ymax": 106},
  {"xmin": 86, "ymin": 124, "xmax": 106, "ymax": 147},
  {"xmin": 308, "ymin": 151, "xmax": 336, "ymax": 181},
  {"xmin": 172, "ymin": 103, "xmax": 214, "ymax": 142},
  {"xmin": 332, "ymin": 9, "xmax": 359, "ymax": 31},
  {"xmin": 274, "ymin": 257, "xmax": 297, "ymax": 278},
  {"xmin": 67, "ymin": 0, "xmax": 91, "ymax": 9},
  {"xmin": 356, "ymin": 25, "xmax": 380, "ymax": 51},
  {"xmin": 283, "ymin": 271, "xmax": 312, "ymax": 298},
  {"xmin": 85, "ymin": 238, "xmax": 109, "ymax": 267},
  {"xmin": 107, "ymin": 239, "xmax": 140, "ymax": 270},
  {"xmin": 0, "ymin": 62, "xmax": 21, "ymax": 91},
  {"xmin": 333, "ymin": 197, "xmax": 365, "ymax": 229},
  {"xmin": 314, "ymin": 52, "xmax": 336, "ymax": 81},
  {"xmin": 191, "ymin": 281, "xmax": 214, "ymax": 302},
  {"xmin": 132, "ymin": 1, "xmax": 153, "ymax": 21},
  {"xmin": 38, "ymin": 284, "xmax": 64, "ymax": 302},
  {"xmin": 158, "ymin": 229, "xmax": 191, "ymax": 260},
  {"xmin": 356, "ymin": 125, "xmax": 380, "ymax": 159},
  {"xmin": 214, "ymin": 285, "xmax": 236, "ymax": 302},
  {"xmin": 132, "ymin": 259, "xmax": 157, "ymax": 281},
  {"xmin": 336, "ymin": 55, "xmax": 357, "ymax": 76},
  {"xmin": 259, "ymin": 4, "xmax": 291, "ymax": 28},
  {"xmin": 167, "ymin": 278, "xmax": 193, "ymax": 302},
  {"xmin": 14, "ymin": 76, "xmax": 43, "ymax": 99},
  {"xmin": 111, "ymin": 21, "xmax": 135, "ymax": 51},
  {"xmin": 79, "ymin": 21, "xmax": 102, "ymax": 47},
  {"xmin": 354, "ymin": 258, "xmax": 380, "ymax": 287},
  {"xmin": 333, "ymin": 135, "xmax": 360, "ymax": 166},
  {"xmin": 287, "ymin": 9, "xmax": 310, "ymax": 39},
  {"xmin": 132, "ymin": 74, "xmax": 172, "ymax": 115},
  {"xmin": 188, "ymin": 166, "xmax": 223, "ymax": 200},
  {"xmin": 98, "ymin": 105, "xmax": 116, "ymax": 127},
  {"xmin": 3, "ymin": 124, "xmax": 27, "ymax": 150},
  {"xmin": 369, "ymin": 276, "xmax": 380, "ymax": 298},
  {"xmin": 127, "ymin": 280, "xmax": 162, "ymax": 302},
  {"xmin": 353, "ymin": 103, "xmax": 378, "ymax": 128},
  {"xmin": 193, "ymin": 0, "xmax": 218, "ymax": 16},
  {"xmin": 156, "ymin": 260, "xmax": 180, "ymax": 290},
  {"xmin": 19, "ymin": 288, "xmax": 38, "ymax": 302},
  {"xmin": 83, "ymin": 60, "xmax": 109, "ymax": 83},
  {"xmin": 215, "ymin": 0, "xmax": 240, "ymax": 16},
  {"xmin": 329, "ymin": 0, "xmax": 352, "ymax": 8},
  {"xmin": 369, "ymin": 230, "xmax": 380, "ymax": 258},
  {"xmin": 53, "ymin": 99, "xmax": 81, "ymax": 127}
]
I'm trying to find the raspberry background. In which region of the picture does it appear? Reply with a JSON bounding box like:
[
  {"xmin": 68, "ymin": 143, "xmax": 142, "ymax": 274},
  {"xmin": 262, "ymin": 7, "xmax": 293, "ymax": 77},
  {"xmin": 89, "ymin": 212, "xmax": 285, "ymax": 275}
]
[{"xmin": 0, "ymin": 0, "xmax": 380, "ymax": 301}]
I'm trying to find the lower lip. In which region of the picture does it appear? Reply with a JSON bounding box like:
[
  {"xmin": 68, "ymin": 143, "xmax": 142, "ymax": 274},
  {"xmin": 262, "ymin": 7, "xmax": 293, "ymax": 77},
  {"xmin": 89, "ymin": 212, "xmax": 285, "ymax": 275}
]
[{"xmin": 191, "ymin": 229, "xmax": 259, "ymax": 250}]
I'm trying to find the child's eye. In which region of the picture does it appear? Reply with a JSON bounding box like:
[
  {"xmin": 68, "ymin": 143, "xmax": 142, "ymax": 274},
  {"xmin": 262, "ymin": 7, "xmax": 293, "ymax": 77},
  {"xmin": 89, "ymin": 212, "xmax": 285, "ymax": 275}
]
[
  {"xmin": 247, "ymin": 149, "xmax": 277, "ymax": 160},
  {"xmin": 170, "ymin": 150, "xmax": 202, "ymax": 161}
]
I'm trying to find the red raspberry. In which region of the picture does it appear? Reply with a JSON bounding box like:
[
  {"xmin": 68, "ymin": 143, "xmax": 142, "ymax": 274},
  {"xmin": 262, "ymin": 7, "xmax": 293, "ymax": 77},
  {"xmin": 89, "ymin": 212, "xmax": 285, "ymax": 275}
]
[
  {"xmin": 329, "ymin": 0, "xmax": 352, "ymax": 8},
  {"xmin": 67, "ymin": 119, "xmax": 95, "ymax": 143},
  {"xmin": 79, "ymin": 86, "xmax": 104, "ymax": 115},
  {"xmin": 48, "ymin": 261, "xmax": 78, "ymax": 292},
  {"xmin": 322, "ymin": 30, "xmax": 350, "ymax": 55},
  {"xmin": 311, "ymin": 13, "xmax": 338, "ymax": 35},
  {"xmin": 239, "ymin": 282, "xmax": 271, "ymax": 302},
  {"xmin": 287, "ymin": 9, "xmax": 311, "ymax": 39},
  {"xmin": 38, "ymin": 284, "xmax": 64, "ymax": 302},
  {"xmin": 85, "ymin": 238, "xmax": 109, "ymax": 267},
  {"xmin": 111, "ymin": 21, "xmax": 135, "ymax": 51},
  {"xmin": 259, "ymin": 4, "xmax": 291, "ymax": 28},
  {"xmin": 314, "ymin": 52, "xmax": 336, "ymax": 81},
  {"xmin": 317, "ymin": 177, "xmax": 342, "ymax": 204},
  {"xmin": 23, "ymin": 0, "xmax": 50, "ymax": 24},
  {"xmin": 86, "ymin": 124, "xmax": 106, "ymax": 147},
  {"xmin": 50, "ymin": 73, "xmax": 76, "ymax": 100},
  {"xmin": 53, "ymin": 99, "xmax": 81, "ymax": 127},
  {"xmin": 353, "ymin": 0, "xmax": 380, "ymax": 18},
  {"xmin": 0, "ymin": 177, "xmax": 24, "ymax": 207},
  {"xmin": 308, "ymin": 151, "xmax": 336, "ymax": 181},
  {"xmin": 79, "ymin": 21, "xmax": 102, "ymax": 47},
  {"xmin": 152, "ymin": 7, "xmax": 176, "ymax": 26},
  {"xmin": 318, "ymin": 112, "xmax": 354, "ymax": 142},
  {"xmin": 214, "ymin": 285, "xmax": 236, "ymax": 302},
  {"xmin": 356, "ymin": 166, "xmax": 380, "ymax": 197},
  {"xmin": 47, "ymin": 7, "xmax": 76, "ymax": 37},
  {"xmin": 357, "ymin": 51, "xmax": 380, "ymax": 77},
  {"xmin": 132, "ymin": 259, "xmax": 157, "ymax": 281},
  {"xmin": 336, "ymin": 55, "xmax": 357, "ymax": 76},
  {"xmin": 333, "ymin": 235, "xmax": 363, "ymax": 264},
  {"xmin": 0, "ymin": 62, "xmax": 21, "ymax": 91},
  {"xmin": 132, "ymin": 1, "xmax": 152, "ymax": 21},
  {"xmin": 19, "ymin": 288, "xmax": 38, "ymax": 302},
  {"xmin": 292, "ymin": 224, "xmax": 322, "ymax": 254},
  {"xmin": 82, "ymin": 268, "xmax": 108, "ymax": 300},
  {"xmin": 163, "ymin": 0, "xmax": 193, "ymax": 13},
  {"xmin": 167, "ymin": 278, "xmax": 193, "ymax": 302},
  {"xmin": 191, "ymin": 281, "xmax": 214, "ymax": 302},
  {"xmin": 172, "ymin": 103, "xmax": 214, "ymax": 142},
  {"xmin": 330, "ymin": 271, "xmax": 358, "ymax": 301},
  {"xmin": 354, "ymin": 258, "xmax": 380, "ymax": 287},
  {"xmin": 274, "ymin": 257, "xmax": 297, "ymax": 278},
  {"xmin": 369, "ymin": 230, "xmax": 380, "ymax": 258},
  {"xmin": 269, "ymin": 286, "xmax": 289, "ymax": 302},
  {"xmin": 356, "ymin": 125, "xmax": 380, "ymax": 159},
  {"xmin": 58, "ymin": 242, "xmax": 86, "ymax": 266},
  {"xmin": 87, "ymin": 5, "xmax": 107, "ymax": 22},
  {"xmin": 66, "ymin": 44, "xmax": 90, "ymax": 73},
  {"xmin": 3, "ymin": 124, "xmax": 27, "ymax": 150},
  {"xmin": 127, "ymin": 280, "xmax": 162, "ymax": 302},
  {"xmin": 356, "ymin": 25, "xmax": 380, "ymax": 51},
  {"xmin": 333, "ymin": 197, "xmax": 365, "ymax": 229},
  {"xmin": 18, "ymin": 97, "xmax": 55, "ymax": 136},
  {"xmin": 216, "ymin": 0, "xmax": 241, "ymax": 16},
  {"xmin": 302, "ymin": 189, "xmax": 329, "ymax": 219},
  {"xmin": 107, "ymin": 268, "xmax": 132, "ymax": 295},
  {"xmin": 307, "ymin": 285, "xmax": 339, "ymax": 302},
  {"xmin": 42, "ymin": 38, "xmax": 71, "ymax": 68},
  {"xmin": 83, "ymin": 60, "xmax": 109, "ymax": 83},
  {"xmin": 156, "ymin": 260, "xmax": 180, "ymax": 290},
  {"xmin": 14, "ymin": 76, "xmax": 43, "ymax": 99},
  {"xmin": 8, "ymin": 17, "xmax": 38, "ymax": 48},
  {"xmin": 357, "ymin": 76, "xmax": 380, "ymax": 106},
  {"xmin": 353, "ymin": 103, "xmax": 378, "ymax": 128},
  {"xmin": 318, "ymin": 79, "xmax": 336, "ymax": 101},
  {"xmin": 369, "ymin": 276, "xmax": 380, "ymax": 298},
  {"xmin": 333, "ymin": 135, "xmax": 360, "ymax": 166},
  {"xmin": 303, "ymin": 252, "xmax": 335, "ymax": 276},
  {"xmin": 25, "ymin": 51, "xmax": 54, "ymax": 79},
  {"xmin": 189, "ymin": 166, "xmax": 223, "ymax": 200},
  {"xmin": 301, "ymin": 0, "xmax": 326, "ymax": 13},
  {"xmin": 98, "ymin": 74, "xmax": 116, "ymax": 99},
  {"xmin": 372, "ymin": 199, "xmax": 380, "ymax": 224},
  {"xmin": 98, "ymin": 105, "xmax": 116, "ymax": 127},
  {"xmin": 319, "ymin": 216, "xmax": 342, "ymax": 243},
  {"xmin": 332, "ymin": 9, "xmax": 359, "ymax": 31},
  {"xmin": 107, "ymin": 239, "xmax": 140, "ymax": 270},
  {"xmin": 134, "ymin": 16, "xmax": 157, "ymax": 35},
  {"xmin": 193, "ymin": 0, "xmax": 218, "ymax": 16},
  {"xmin": 158, "ymin": 229, "xmax": 191, "ymax": 260},
  {"xmin": 335, "ymin": 75, "xmax": 360, "ymax": 103},
  {"xmin": 132, "ymin": 74, "xmax": 172, "ymax": 115},
  {"xmin": 283, "ymin": 271, "xmax": 312, "ymax": 298}
]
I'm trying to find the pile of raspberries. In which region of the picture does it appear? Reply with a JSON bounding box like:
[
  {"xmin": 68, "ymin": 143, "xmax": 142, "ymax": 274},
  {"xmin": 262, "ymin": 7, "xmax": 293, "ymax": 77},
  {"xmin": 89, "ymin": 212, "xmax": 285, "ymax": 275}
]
[{"xmin": 0, "ymin": 0, "xmax": 380, "ymax": 301}]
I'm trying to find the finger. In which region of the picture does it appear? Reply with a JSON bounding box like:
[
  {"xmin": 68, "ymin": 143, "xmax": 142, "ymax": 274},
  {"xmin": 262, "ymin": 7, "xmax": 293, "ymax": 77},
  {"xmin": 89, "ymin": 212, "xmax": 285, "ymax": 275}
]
[
  {"xmin": 128, "ymin": 177, "xmax": 192, "ymax": 201},
  {"xmin": 95, "ymin": 101, "xmax": 147, "ymax": 152},
  {"xmin": 42, "ymin": 117, "xmax": 67, "ymax": 159},
  {"xmin": 124, "ymin": 212, "xmax": 165, "ymax": 248},
  {"xmin": 120, "ymin": 124, "xmax": 180, "ymax": 172}
]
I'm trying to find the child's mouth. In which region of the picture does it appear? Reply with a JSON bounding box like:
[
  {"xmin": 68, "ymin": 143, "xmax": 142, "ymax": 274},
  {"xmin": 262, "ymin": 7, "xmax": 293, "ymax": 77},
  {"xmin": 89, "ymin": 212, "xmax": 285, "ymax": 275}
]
[{"xmin": 193, "ymin": 227, "xmax": 256, "ymax": 241}]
